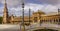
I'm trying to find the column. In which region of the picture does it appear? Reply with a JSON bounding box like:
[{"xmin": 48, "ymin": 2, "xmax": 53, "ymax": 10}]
[
  {"xmin": 52, "ymin": 19, "xmax": 54, "ymax": 24},
  {"xmin": 58, "ymin": 18, "xmax": 59, "ymax": 24}
]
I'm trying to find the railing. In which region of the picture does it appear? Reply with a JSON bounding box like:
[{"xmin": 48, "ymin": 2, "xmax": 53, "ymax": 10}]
[{"xmin": 24, "ymin": 23, "xmax": 60, "ymax": 31}]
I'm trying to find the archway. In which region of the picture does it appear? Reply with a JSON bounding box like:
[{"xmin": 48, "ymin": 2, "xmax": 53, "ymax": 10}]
[{"xmin": 33, "ymin": 29, "xmax": 58, "ymax": 31}]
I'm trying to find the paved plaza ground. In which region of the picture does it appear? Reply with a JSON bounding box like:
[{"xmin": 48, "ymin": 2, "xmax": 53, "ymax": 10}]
[
  {"xmin": 0, "ymin": 23, "xmax": 59, "ymax": 31},
  {"xmin": 0, "ymin": 24, "xmax": 20, "ymax": 31}
]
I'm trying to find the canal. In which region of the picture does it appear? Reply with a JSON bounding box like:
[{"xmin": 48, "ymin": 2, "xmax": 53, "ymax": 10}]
[{"xmin": 34, "ymin": 29, "xmax": 58, "ymax": 31}]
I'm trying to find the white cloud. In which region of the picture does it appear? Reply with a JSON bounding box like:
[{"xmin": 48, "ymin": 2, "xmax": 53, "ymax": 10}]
[
  {"xmin": 0, "ymin": 0, "xmax": 59, "ymax": 16},
  {"xmin": 25, "ymin": 3, "xmax": 58, "ymax": 13},
  {"xmin": 0, "ymin": 0, "xmax": 21, "ymax": 7},
  {"xmin": 44, "ymin": 5, "xmax": 58, "ymax": 13},
  {"xmin": 8, "ymin": 3, "xmax": 58, "ymax": 16},
  {"xmin": 25, "ymin": 3, "xmax": 44, "ymax": 12}
]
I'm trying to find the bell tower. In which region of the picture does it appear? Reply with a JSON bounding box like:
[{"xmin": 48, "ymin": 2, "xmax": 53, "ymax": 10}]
[
  {"xmin": 58, "ymin": 8, "xmax": 60, "ymax": 14},
  {"xmin": 2, "ymin": 0, "xmax": 9, "ymax": 24}
]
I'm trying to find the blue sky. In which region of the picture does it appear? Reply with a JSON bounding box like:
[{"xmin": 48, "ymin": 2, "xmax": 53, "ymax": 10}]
[{"xmin": 0, "ymin": 0, "xmax": 59, "ymax": 16}]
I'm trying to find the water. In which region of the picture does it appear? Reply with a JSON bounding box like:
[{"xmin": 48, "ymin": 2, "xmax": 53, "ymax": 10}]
[{"xmin": 34, "ymin": 29, "xmax": 58, "ymax": 31}]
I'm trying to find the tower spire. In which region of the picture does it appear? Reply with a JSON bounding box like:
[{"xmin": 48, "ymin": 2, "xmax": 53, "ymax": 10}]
[
  {"xmin": 4, "ymin": 0, "xmax": 8, "ymax": 14},
  {"xmin": 58, "ymin": 8, "xmax": 60, "ymax": 14},
  {"xmin": 2, "ymin": 0, "xmax": 9, "ymax": 24},
  {"xmin": 5, "ymin": 0, "xmax": 6, "ymax": 3},
  {"xmin": 4, "ymin": 0, "xmax": 7, "ymax": 8}
]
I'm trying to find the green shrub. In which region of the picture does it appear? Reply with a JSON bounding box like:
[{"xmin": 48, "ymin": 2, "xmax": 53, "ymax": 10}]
[{"xmin": 0, "ymin": 17, "xmax": 3, "ymax": 24}]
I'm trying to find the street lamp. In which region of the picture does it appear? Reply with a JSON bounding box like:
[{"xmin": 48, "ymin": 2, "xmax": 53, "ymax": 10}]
[
  {"xmin": 29, "ymin": 8, "xmax": 31, "ymax": 31},
  {"xmin": 58, "ymin": 8, "xmax": 60, "ymax": 25},
  {"xmin": 21, "ymin": 0, "xmax": 25, "ymax": 31}
]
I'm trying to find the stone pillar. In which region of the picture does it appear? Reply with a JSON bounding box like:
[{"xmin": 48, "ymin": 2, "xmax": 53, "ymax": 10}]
[
  {"xmin": 10, "ymin": 15, "xmax": 14, "ymax": 24},
  {"xmin": 58, "ymin": 18, "xmax": 59, "ymax": 24},
  {"xmin": 56, "ymin": 19, "xmax": 58, "ymax": 24},
  {"xmin": 55, "ymin": 19, "xmax": 56, "ymax": 24},
  {"xmin": 42, "ymin": 18, "xmax": 44, "ymax": 23},
  {"xmin": 52, "ymin": 19, "xmax": 54, "ymax": 24},
  {"xmin": 37, "ymin": 19, "xmax": 39, "ymax": 23},
  {"xmin": 32, "ymin": 20, "xmax": 34, "ymax": 24},
  {"xmin": 48, "ymin": 19, "xmax": 50, "ymax": 23}
]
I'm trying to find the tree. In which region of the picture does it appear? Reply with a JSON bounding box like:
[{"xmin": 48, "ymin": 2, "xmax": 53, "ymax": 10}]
[{"xmin": 0, "ymin": 17, "xmax": 3, "ymax": 24}]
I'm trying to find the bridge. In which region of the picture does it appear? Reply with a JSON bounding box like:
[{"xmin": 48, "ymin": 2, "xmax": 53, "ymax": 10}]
[{"xmin": 25, "ymin": 23, "xmax": 60, "ymax": 31}]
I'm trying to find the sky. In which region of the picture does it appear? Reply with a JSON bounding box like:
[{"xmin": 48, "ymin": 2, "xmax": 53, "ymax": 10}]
[{"xmin": 0, "ymin": 0, "xmax": 60, "ymax": 16}]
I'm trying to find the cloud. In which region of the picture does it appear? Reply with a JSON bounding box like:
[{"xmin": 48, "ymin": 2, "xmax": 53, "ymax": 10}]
[
  {"xmin": 44, "ymin": 5, "xmax": 58, "ymax": 13},
  {"xmin": 0, "ymin": 7, "xmax": 4, "ymax": 16},
  {"xmin": 25, "ymin": 0, "xmax": 58, "ymax": 5},
  {"xmin": 0, "ymin": 0, "xmax": 59, "ymax": 7},
  {"xmin": 25, "ymin": 3, "xmax": 44, "ymax": 12},
  {"xmin": 25, "ymin": 3, "xmax": 58, "ymax": 13},
  {"xmin": 0, "ymin": 0, "xmax": 59, "ymax": 16},
  {"xmin": 38, "ymin": 0, "xmax": 58, "ymax": 4},
  {"xmin": 0, "ymin": 0, "xmax": 21, "ymax": 8},
  {"xmin": 8, "ymin": 3, "xmax": 58, "ymax": 16}
]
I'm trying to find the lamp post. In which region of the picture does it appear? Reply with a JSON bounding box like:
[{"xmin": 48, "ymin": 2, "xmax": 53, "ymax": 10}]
[
  {"xmin": 29, "ymin": 8, "xmax": 31, "ymax": 31},
  {"xmin": 29, "ymin": 8, "xmax": 31, "ymax": 24},
  {"xmin": 58, "ymin": 8, "xmax": 60, "ymax": 25},
  {"xmin": 22, "ymin": 0, "xmax": 25, "ymax": 31}
]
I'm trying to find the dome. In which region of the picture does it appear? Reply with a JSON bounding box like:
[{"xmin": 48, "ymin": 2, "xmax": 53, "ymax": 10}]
[
  {"xmin": 33, "ymin": 10, "xmax": 45, "ymax": 15},
  {"xmin": 37, "ymin": 10, "xmax": 45, "ymax": 14}
]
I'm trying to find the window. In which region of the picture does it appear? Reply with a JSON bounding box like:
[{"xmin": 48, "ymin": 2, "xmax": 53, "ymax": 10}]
[
  {"xmin": 40, "ymin": 20, "xmax": 43, "ymax": 23},
  {"xmin": 34, "ymin": 17, "xmax": 37, "ymax": 22},
  {"xmin": 50, "ymin": 20, "xmax": 51, "ymax": 22},
  {"xmin": 54, "ymin": 19, "xmax": 55, "ymax": 22},
  {"xmin": 59, "ymin": 19, "xmax": 60, "ymax": 22},
  {"xmin": 56, "ymin": 19, "xmax": 58, "ymax": 22}
]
